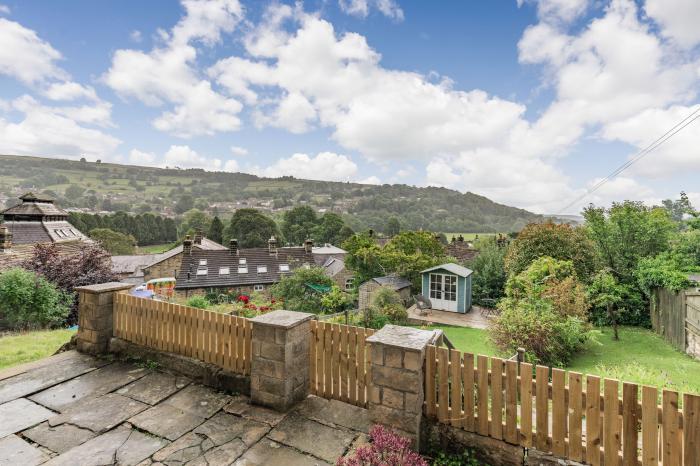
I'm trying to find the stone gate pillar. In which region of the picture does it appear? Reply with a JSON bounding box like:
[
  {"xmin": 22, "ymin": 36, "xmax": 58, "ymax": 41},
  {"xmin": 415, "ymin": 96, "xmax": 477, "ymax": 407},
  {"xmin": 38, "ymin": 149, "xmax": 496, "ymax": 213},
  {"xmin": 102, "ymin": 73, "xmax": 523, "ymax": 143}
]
[
  {"xmin": 366, "ymin": 324, "xmax": 436, "ymax": 449},
  {"xmin": 250, "ymin": 310, "xmax": 314, "ymax": 411},
  {"xmin": 75, "ymin": 282, "xmax": 132, "ymax": 355}
]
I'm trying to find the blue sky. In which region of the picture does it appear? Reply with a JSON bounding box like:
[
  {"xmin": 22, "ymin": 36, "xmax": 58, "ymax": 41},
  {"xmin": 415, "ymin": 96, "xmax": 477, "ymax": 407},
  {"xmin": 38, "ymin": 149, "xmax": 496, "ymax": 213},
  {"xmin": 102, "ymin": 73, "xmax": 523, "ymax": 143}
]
[{"xmin": 0, "ymin": 0, "xmax": 699, "ymax": 214}]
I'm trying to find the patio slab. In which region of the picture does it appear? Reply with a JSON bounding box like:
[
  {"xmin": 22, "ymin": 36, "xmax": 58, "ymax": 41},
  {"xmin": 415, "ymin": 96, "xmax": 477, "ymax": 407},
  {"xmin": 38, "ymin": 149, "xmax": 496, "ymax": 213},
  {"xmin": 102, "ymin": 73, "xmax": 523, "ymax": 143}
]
[{"xmin": 0, "ymin": 397, "xmax": 54, "ymax": 438}]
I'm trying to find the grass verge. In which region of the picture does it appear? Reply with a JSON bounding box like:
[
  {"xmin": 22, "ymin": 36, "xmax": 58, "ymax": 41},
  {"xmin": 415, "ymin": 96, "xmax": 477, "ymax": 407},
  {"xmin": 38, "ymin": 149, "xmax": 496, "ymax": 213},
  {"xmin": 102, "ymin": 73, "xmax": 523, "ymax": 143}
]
[{"xmin": 0, "ymin": 329, "xmax": 76, "ymax": 370}]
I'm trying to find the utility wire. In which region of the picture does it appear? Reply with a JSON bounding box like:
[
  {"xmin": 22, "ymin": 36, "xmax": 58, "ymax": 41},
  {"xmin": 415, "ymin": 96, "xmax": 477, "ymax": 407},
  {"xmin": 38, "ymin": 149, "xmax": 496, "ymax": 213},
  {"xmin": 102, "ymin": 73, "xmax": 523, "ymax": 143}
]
[{"xmin": 556, "ymin": 106, "xmax": 700, "ymax": 214}]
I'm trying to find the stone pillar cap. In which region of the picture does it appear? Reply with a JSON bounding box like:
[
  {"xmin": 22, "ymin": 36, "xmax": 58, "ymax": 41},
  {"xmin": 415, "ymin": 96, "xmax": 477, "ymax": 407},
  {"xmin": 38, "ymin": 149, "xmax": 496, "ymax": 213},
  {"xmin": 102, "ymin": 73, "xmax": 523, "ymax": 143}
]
[
  {"xmin": 366, "ymin": 324, "xmax": 438, "ymax": 351},
  {"xmin": 74, "ymin": 282, "xmax": 133, "ymax": 294},
  {"xmin": 250, "ymin": 310, "xmax": 315, "ymax": 328}
]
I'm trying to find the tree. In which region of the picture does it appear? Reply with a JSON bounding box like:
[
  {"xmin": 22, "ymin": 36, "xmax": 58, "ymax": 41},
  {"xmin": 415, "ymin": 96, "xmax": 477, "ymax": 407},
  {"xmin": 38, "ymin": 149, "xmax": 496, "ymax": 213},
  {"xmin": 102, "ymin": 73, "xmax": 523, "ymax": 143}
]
[
  {"xmin": 223, "ymin": 208, "xmax": 281, "ymax": 248},
  {"xmin": 504, "ymin": 221, "xmax": 597, "ymax": 280},
  {"xmin": 88, "ymin": 228, "xmax": 136, "ymax": 255},
  {"xmin": 282, "ymin": 206, "xmax": 318, "ymax": 245},
  {"xmin": 0, "ymin": 268, "xmax": 71, "ymax": 329},
  {"xmin": 180, "ymin": 209, "xmax": 211, "ymax": 238},
  {"xmin": 317, "ymin": 212, "xmax": 352, "ymax": 245},
  {"xmin": 468, "ymin": 239, "xmax": 507, "ymax": 305},
  {"xmin": 174, "ymin": 194, "xmax": 194, "ymax": 214},
  {"xmin": 588, "ymin": 269, "xmax": 624, "ymax": 340},
  {"xmin": 64, "ymin": 184, "xmax": 85, "ymax": 201},
  {"xmin": 270, "ymin": 266, "xmax": 334, "ymax": 313},
  {"xmin": 385, "ymin": 217, "xmax": 401, "ymax": 237},
  {"xmin": 208, "ymin": 216, "xmax": 224, "ymax": 244}
]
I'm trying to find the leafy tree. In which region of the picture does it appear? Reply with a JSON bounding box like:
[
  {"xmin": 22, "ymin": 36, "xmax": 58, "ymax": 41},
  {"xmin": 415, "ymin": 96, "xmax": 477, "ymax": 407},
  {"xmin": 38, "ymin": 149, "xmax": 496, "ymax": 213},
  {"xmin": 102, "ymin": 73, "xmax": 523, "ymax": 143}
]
[
  {"xmin": 588, "ymin": 269, "xmax": 625, "ymax": 340},
  {"xmin": 88, "ymin": 228, "xmax": 136, "ymax": 255},
  {"xmin": 385, "ymin": 217, "xmax": 401, "ymax": 237},
  {"xmin": 270, "ymin": 266, "xmax": 334, "ymax": 313},
  {"xmin": 661, "ymin": 191, "xmax": 693, "ymax": 225},
  {"xmin": 208, "ymin": 216, "xmax": 224, "ymax": 244},
  {"xmin": 282, "ymin": 206, "xmax": 318, "ymax": 245},
  {"xmin": 223, "ymin": 208, "xmax": 281, "ymax": 248},
  {"xmin": 504, "ymin": 221, "xmax": 597, "ymax": 280},
  {"xmin": 468, "ymin": 239, "xmax": 507, "ymax": 305},
  {"xmin": 0, "ymin": 268, "xmax": 72, "ymax": 329},
  {"xmin": 174, "ymin": 194, "xmax": 194, "ymax": 214},
  {"xmin": 23, "ymin": 243, "xmax": 117, "ymax": 325},
  {"xmin": 180, "ymin": 209, "xmax": 211, "ymax": 238},
  {"xmin": 316, "ymin": 212, "xmax": 349, "ymax": 245},
  {"xmin": 320, "ymin": 286, "xmax": 352, "ymax": 314},
  {"xmin": 64, "ymin": 184, "xmax": 85, "ymax": 200}
]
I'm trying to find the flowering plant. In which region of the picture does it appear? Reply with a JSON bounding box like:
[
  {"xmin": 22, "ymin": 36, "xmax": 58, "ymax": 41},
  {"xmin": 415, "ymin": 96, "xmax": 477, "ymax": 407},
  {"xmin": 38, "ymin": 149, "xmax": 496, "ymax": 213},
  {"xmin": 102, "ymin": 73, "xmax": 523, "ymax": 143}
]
[
  {"xmin": 336, "ymin": 425, "xmax": 427, "ymax": 466},
  {"xmin": 237, "ymin": 294, "xmax": 250, "ymax": 304}
]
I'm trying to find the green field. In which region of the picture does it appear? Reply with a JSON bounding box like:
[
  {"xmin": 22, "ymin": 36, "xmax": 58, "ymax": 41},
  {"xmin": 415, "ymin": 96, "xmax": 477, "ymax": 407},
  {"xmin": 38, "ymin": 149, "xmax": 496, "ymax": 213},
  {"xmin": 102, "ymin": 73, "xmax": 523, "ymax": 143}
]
[
  {"xmin": 0, "ymin": 329, "xmax": 76, "ymax": 370},
  {"xmin": 443, "ymin": 233, "xmax": 499, "ymax": 242},
  {"xmin": 421, "ymin": 325, "xmax": 700, "ymax": 395},
  {"xmin": 137, "ymin": 243, "xmax": 177, "ymax": 254}
]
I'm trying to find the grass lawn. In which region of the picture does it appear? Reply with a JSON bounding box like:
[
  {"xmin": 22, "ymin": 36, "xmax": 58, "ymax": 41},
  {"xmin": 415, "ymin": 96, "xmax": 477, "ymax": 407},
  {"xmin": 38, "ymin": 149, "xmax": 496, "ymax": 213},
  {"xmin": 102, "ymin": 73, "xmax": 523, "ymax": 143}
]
[
  {"xmin": 0, "ymin": 329, "xmax": 76, "ymax": 371},
  {"xmin": 422, "ymin": 325, "xmax": 700, "ymax": 395},
  {"xmin": 137, "ymin": 243, "xmax": 177, "ymax": 254}
]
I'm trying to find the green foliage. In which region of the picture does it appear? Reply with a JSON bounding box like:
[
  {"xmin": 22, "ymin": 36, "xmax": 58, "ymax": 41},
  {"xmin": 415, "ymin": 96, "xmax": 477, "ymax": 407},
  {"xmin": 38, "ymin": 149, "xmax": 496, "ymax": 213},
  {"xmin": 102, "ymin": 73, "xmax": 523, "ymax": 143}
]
[
  {"xmin": 385, "ymin": 217, "xmax": 401, "ymax": 236},
  {"xmin": 504, "ymin": 221, "xmax": 597, "ymax": 280},
  {"xmin": 344, "ymin": 231, "xmax": 448, "ymax": 289},
  {"xmin": 320, "ymin": 286, "xmax": 352, "ymax": 314},
  {"xmin": 635, "ymin": 255, "xmax": 693, "ymax": 293},
  {"xmin": 64, "ymin": 184, "xmax": 85, "ymax": 200},
  {"xmin": 174, "ymin": 194, "xmax": 194, "ymax": 214},
  {"xmin": 282, "ymin": 206, "xmax": 317, "ymax": 245},
  {"xmin": 430, "ymin": 449, "xmax": 481, "ymax": 466},
  {"xmin": 207, "ymin": 216, "xmax": 224, "ymax": 244},
  {"xmin": 180, "ymin": 209, "xmax": 211, "ymax": 238},
  {"xmin": 223, "ymin": 208, "xmax": 281, "ymax": 248},
  {"xmin": 88, "ymin": 228, "xmax": 136, "ymax": 255},
  {"xmin": 270, "ymin": 266, "xmax": 334, "ymax": 313},
  {"xmin": 69, "ymin": 211, "xmax": 177, "ymax": 246},
  {"xmin": 468, "ymin": 239, "xmax": 507, "ymax": 304},
  {"xmin": 361, "ymin": 307, "xmax": 391, "ymax": 329},
  {"xmin": 186, "ymin": 296, "xmax": 210, "ymax": 309},
  {"xmin": 0, "ymin": 268, "xmax": 72, "ymax": 330}
]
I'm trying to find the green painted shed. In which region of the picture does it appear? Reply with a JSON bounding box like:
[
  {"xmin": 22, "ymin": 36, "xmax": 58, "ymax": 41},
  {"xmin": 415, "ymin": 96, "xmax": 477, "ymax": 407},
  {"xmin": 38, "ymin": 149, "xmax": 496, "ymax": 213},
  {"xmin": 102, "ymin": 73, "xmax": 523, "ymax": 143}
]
[{"xmin": 420, "ymin": 263, "xmax": 473, "ymax": 313}]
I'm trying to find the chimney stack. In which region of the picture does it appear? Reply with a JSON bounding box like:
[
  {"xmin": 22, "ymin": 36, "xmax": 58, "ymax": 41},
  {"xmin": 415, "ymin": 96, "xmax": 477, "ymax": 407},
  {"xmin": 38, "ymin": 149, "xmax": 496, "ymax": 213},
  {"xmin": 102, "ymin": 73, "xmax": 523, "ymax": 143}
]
[
  {"xmin": 183, "ymin": 235, "xmax": 193, "ymax": 255},
  {"xmin": 0, "ymin": 226, "xmax": 12, "ymax": 252},
  {"xmin": 230, "ymin": 238, "xmax": 238, "ymax": 255},
  {"xmin": 304, "ymin": 239, "xmax": 313, "ymax": 253},
  {"xmin": 368, "ymin": 229, "xmax": 374, "ymax": 238},
  {"xmin": 268, "ymin": 236, "xmax": 278, "ymax": 255},
  {"xmin": 194, "ymin": 229, "xmax": 203, "ymax": 245}
]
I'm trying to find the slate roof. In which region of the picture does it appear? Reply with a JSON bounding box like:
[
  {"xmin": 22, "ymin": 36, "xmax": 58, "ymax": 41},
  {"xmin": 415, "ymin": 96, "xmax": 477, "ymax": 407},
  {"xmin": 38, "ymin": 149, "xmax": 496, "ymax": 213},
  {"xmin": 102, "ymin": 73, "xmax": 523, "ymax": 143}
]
[
  {"xmin": 111, "ymin": 254, "xmax": 159, "ymax": 275},
  {"xmin": 1, "ymin": 192, "xmax": 68, "ymax": 219},
  {"xmin": 368, "ymin": 275, "xmax": 412, "ymax": 290},
  {"xmin": 145, "ymin": 237, "xmax": 227, "ymax": 269},
  {"xmin": 175, "ymin": 246, "xmax": 315, "ymax": 289},
  {"xmin": 2, "ymin": 221, "xmax": 88, "ymax": 245},
  {"xmin": 322, "ymin": 257, "xmax": 347, "ymax": 278},
  {"xmin": 445, "ymin": 242, "xmax": 479, "ymax": 262},
  {"xmin": 421, "ymin": 263, "xmax": 473, "ymax": 277}
]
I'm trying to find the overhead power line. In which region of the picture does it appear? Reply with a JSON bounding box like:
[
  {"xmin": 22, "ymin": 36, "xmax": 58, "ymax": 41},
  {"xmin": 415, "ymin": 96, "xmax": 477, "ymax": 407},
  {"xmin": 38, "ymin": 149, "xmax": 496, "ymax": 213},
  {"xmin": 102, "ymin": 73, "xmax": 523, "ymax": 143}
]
[{"xmin": 556, "ymin": 106, "xmax": 700, "ymax": 214}]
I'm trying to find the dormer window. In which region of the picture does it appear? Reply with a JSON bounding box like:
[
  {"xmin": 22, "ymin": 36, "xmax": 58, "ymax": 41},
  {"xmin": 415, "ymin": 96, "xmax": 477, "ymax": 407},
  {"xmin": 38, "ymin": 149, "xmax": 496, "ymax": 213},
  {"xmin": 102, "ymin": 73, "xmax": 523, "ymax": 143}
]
[
  {"xmin": 199, "ymin": 259, "xmax": 207, "ymax": 266},
  {"xmin": 257, "ymin": 265, "xmax": 268, "ymax": 274},
  {"xmin": 239, "ymin": 258, "xmax": 247, "ymax": 265},
  {"xmin": 279, "ymin": 264, "xmax": 290, "ymax": 272},
  {"xmin": 238, "ymin": 266, "xmax": 248, "ymax": 274},
  {"xmin": 196, "ymin": 268, "xmax": 208, "ymax": 276},
  {"xmin": 219, "ymin": 267, "xmax": 230, "ymax": 275}
]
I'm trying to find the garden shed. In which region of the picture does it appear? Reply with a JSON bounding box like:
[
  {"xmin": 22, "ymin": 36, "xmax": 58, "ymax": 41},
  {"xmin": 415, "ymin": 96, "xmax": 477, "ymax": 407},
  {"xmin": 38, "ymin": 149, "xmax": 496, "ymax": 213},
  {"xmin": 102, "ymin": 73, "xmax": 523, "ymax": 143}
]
[
  {"xmin": 421, "ymin": 263, "xmax": 473, "ymax": 313},
  {"xmin": 358, "ymin": 275, "xmax": 412, "ymax": 310}
]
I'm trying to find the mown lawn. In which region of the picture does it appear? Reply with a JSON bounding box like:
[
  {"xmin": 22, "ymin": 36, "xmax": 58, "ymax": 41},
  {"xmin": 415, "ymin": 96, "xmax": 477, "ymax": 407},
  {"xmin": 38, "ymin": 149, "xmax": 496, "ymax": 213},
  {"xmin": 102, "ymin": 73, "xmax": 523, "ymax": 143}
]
[
  {"xmin": 0, "ymin": 329, "xmax": 76, "ymax": 371},
  {"xmin": 137, "ymin": 243, "xmax": 177, "ymax": 254},
  {"xmin": 421, "ymin": 325, "xmax": 700, "ymax": 395}
]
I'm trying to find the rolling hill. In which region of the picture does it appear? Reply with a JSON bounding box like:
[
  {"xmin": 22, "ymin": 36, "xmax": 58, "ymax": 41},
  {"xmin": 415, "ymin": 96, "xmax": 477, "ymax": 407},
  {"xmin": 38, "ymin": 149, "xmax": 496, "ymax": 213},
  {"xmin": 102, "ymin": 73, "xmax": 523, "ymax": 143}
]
[{"xmin": 0, "ymin": 154, "xmax": 542, "ymax": 233}]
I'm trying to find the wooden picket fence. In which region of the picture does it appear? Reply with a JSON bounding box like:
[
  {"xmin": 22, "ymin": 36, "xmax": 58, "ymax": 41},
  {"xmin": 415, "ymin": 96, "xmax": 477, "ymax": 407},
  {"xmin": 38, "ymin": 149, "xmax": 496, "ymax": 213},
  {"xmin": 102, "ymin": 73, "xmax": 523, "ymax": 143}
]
[
  {"xmin": 113, "ymin": 294, "xmax": 252, "ymax": 375},
  {"xmin": 309, "ymin": 320, "xmax": 375, "ymax": 408},
  {"xmin": 425, "ymin": 346, "xmax": 700, "ymax": 466}
]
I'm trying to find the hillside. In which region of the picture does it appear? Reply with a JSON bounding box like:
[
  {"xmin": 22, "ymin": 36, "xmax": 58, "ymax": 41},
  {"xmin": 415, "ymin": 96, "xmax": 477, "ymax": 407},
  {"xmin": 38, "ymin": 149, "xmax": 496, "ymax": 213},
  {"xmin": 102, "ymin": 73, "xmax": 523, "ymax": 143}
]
[{"xmin": 0, "ymin": 154, "xmax": 541, "ymax": 233}]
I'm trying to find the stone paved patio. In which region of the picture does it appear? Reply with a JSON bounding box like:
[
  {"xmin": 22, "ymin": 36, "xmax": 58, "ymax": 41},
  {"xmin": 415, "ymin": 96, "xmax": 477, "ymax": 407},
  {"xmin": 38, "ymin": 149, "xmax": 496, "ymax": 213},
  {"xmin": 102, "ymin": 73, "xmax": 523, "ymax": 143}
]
[{"xmin": 0, "ymin": 351, "xmax": 370, "ymax": 466}]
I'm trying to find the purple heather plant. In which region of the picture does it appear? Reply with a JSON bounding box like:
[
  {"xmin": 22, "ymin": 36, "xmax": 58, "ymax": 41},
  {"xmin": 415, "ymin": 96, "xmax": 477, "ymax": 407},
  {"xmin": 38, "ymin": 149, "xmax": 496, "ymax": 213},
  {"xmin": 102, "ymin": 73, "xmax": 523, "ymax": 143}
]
[{"xmin": 336, "ymin": 425, "xmax": 428, "ymax": 466}]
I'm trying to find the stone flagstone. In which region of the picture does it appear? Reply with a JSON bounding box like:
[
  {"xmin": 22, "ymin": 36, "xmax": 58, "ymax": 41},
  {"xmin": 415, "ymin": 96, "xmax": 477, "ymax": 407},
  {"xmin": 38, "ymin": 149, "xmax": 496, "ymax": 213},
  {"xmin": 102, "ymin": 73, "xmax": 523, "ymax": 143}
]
[
  {"xmin": 0, "ymin": 434, "xmax": 48, "ymax": 466},
  {"xmin": 223, "ymin": 395, "xmax": 286, "ymax": 426},
  {"xmin": 29, "ymin": 363, "xmax": 148, "ymax": 411},
  {"xmin": 162, "ymin": 383, "xmax": 231, "ymax": 418},
  {"xmin": 0, "ymin": 397, "xmax": 54, "ymax": 438},
  {"xmin": 267, "ymin": 413, "xmax": 356, "ymax": 464},
  {"xmin": 151, "ymin": 432, "xmax": 214, "ymax": 464},
  {"xmin": 0, "ymin": 351, "xmax": 107, "ymax": 404},
  {"xmin": 188, "ymin": 438, "xmax": 248, "ymax": 466},
  {"xmin": 48, "ymin": 393, "xmax": 148, "ymax": 433},
  {"xmin": 194, "ymin": 412, "xmax": 270, "ymax": 446},
  {"xmin": 233, "ymin": 439, "xmax": 330, "ymax": 466},
  {"xmin": 116, "ymin": 371, "xmax": 189, "ymax": 405},
  {"xmin": 22, "ymin": 422, "xmax": 97, "ymax": 454},
  {"xmin": 42, "ymin": 425, "xmax": 168, "ymax": 466},
  {"xmin": 129, "ymin": 403, "xmax": 206, "ymax": 441}
]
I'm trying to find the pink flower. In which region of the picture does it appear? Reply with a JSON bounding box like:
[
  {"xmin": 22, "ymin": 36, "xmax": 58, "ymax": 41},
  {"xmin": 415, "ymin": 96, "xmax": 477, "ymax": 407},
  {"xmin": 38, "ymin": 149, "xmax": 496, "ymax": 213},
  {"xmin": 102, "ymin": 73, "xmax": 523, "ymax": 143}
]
[{"xmin": 336, "ymin": 425, "xmax": 427, "ymax": 466}]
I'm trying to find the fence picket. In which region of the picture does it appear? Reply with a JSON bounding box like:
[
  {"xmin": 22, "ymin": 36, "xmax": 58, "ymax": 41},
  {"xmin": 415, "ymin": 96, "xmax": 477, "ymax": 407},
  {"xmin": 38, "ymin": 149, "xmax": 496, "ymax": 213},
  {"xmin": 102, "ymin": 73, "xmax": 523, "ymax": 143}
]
[
  {"xmin": 437, "ymin": 347, "xmax": 449, "ymax": 423},
  {"xmin": 490, "ymin": 358, "xmax": 504, "ymax": 440},
  {"xmin": 426, "ymin": 345, "xmax": 437, "ymax": 419},
  {"xmin": 622, "ymin": 383, "xmax": 638, "ymax": 466},
  {"xmin": 504, "ymin": 359, "xmax": 518, "ymax": 444},
  {"xmin": 662, "ymin": 390, "xmax": 680, "ymax": 466},
  {"xmin": 450, "ymin": 349, "xmax": 462, "ymax": 428},
  {"xmin": 586, "ymin": 375, "xmax": 601, "ymax": 466},
  {"xmin": 551, "ymin": 368, "xmax": 567, "ymax": 457},
  {"xmin": 684, "ymin": 393, "xmax": 700, "ymax": 466},
  {"xmin": 520, "ymin": 362, "xmax": 533, "ymax": 448},
  {"xmin": 348, "ymin": 326, "xmax": 358, "ymax": 405},
  {"xmin": 568, "ymin": 372, "xmax": 583, "ymax": 462},
  {"xmin": 604, "ymin": 379, "xmax": 621, "ymax": 466},
  {"xmin": 642, "ymin": 386, "xmax": 659, "ymax": 466},
  {"xmin": 477, "ymin": 355, "xmax": 489, "ymax": 436},
  {"xmin": 463, "ymin": 352, "xmax": 475, "ymax": 432},
  {"xmin": 535, "ymin": 365, "xmax": 550, "ymax": 451}
]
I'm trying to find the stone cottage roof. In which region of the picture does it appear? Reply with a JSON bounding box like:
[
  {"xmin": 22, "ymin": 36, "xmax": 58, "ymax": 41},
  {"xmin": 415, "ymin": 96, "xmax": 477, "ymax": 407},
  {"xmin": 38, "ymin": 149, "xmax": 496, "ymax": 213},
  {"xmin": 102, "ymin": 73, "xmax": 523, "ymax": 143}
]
[{"xmin": 368, "ymin": 275, "xmax": 412, "ymax": 290}]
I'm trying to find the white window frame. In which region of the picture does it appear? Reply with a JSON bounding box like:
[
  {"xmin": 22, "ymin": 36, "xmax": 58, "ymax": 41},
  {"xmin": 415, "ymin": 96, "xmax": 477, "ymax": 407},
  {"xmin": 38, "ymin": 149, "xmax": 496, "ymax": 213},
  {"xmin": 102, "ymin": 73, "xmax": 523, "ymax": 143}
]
[
  {"xmin": 345, "ymin": 278, "xmax": 354, "ymax": 291},
  {"xmin": 196, "ymin": 268, "xmax": 208, "ymax": 276},
  {"xmin": 199, "ymin": 259, "xmax": 207, "ymax": 266},
  {"xmin": 239, "ymin": 258, "xmax": 247, "ymax": 265},
  {"xmin": 219, "ymin": 267, "xmax": 230, "ymax": 275},
  {"xmin": 279, "ymin": 264, "xmax": 290, "ymax": 272},
  {"xmin": 257, "ymin": 265, "xmax": 268, "ymax": 274},
  {"xmin": 238, "ymin": 266, "xmax": 248, "ymax": 274},
  {"xmin": 253, "ymin": 284, "xmax": 264, "ymax": 292}
]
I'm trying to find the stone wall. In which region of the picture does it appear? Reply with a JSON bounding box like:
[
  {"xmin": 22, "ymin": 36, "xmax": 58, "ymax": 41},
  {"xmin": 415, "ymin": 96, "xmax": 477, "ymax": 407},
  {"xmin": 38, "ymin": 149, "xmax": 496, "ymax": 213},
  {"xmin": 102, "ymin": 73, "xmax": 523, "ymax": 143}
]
[{"xmin": 143, "ymin": 253, "xmax": 182, "ymax": 282}]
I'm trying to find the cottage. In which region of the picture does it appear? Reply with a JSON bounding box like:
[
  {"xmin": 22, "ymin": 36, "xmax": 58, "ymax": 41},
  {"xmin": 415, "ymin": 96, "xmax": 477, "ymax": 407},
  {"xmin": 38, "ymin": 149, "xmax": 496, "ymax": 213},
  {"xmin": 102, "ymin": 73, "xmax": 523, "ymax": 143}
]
[
  {"xmin": 0, "ymin": 192, "xmax": 92, "ymax": 270},
  {"xmin": 358, "ymin": 275, "xmax": 412, "ymax": 310},
  {"xmin": 174, "ymin": 237, "xmax": 315, "ymax": 298},
  {"xmin": 321, "ymin": 257, "xmax": 355, "ymax": 291},
  {"xmin": 420, "ymin": 263, "xmax": 473, "ymax": 313}
]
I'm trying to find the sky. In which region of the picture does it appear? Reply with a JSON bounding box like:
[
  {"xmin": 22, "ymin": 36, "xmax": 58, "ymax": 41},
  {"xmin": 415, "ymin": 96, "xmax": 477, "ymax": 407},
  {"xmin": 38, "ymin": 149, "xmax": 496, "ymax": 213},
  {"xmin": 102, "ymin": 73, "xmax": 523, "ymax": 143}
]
[{"xmin": 0, "ymin": 0, "xmax": 699, "ymax": 214}]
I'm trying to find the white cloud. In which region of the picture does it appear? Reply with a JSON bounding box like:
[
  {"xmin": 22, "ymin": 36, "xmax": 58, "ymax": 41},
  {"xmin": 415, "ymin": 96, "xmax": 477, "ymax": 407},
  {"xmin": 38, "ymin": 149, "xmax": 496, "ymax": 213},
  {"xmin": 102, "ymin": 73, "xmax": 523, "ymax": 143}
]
[
  {"xmin": 43, "ymin": 82, "xmax": 98, "ymax": 101},
  {"xmin": 0, "ymin": 4, "xmax": 10, "ymax": 15},
  {"xmin": 358, "ymin": 175, "xmax": 381, "ymax": 185},
  {"xmin": 162, "ymin": 144, "xmax": 239, "ymax": 172},
  {"xmin": 339, "ymin": 0, "xmax": 404, "ymax": 21},
  {"xmin": 251, "ymin": 152, "xmax": 359, "ymax": 182},
  {"xmin": 0, "ymin": 95, "xmax": 121, "ymax": 158},
  {"xmin": 103, "ymin": 0, "xmax": 244, "ymax": 137},
  {"xmin": 129, "ymin": 30, "xmax": 142, "ymax": 43},
  {"xmin": 128, "ymin": 148, "xmax": 157, "ymax": 165},
  {"xmin": 0, "ymin": 18, "xmax": 66, "ymax": 85},
  {"xmin": 645, "ymin": 0, "xmax": 700, "ymax": 48},
  {"xmin": 230, "ymin": 145, "xmax": 248, "ymax": 156}
]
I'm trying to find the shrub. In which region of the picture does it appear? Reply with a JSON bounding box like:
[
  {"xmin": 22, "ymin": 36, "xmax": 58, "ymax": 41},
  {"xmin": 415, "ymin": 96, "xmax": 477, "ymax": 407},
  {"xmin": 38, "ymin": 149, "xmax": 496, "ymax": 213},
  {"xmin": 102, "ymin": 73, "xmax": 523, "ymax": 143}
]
[
  {"xmin": 336, "ymin": 425, "xmax": 427, "ymax": 466},
  {"xmin": 489, "ymin": 300, "xmax": 589, "ymax": 366},
  {"xmin": 361, "ymin": 306, "xmax": 390, "ymax": 329},
  {"xmin": 186, "ymin": 296, "xmax": 210, "ymax": 309},
  {"xmin": 468, "ymin": 239, "xmax": 507, "ymax": 305},
  {"xmin": 371, "ymin": 286, "xmax": 403, "ymax": 308},
  {"xmin": 270, "ymin": 266, "xmax": 334, "ymax": 313},
  {"xmin": 0, "ymin": 268, "xmax": 72, "ymax": 330},
  {"xmin": 382, "ymin": 303, "xmax": 408, "ymax": 325}
]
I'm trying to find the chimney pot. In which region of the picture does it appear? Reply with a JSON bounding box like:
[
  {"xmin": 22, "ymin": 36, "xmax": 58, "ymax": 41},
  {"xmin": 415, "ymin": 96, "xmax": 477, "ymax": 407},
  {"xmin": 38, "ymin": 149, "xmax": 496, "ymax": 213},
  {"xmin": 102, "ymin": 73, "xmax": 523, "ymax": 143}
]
[
  {"xmin": 368, "ymin": 229, "xmax": 374, "ymax": 238},
  {"xmin": 230, "ymin": 238, "xmax": 238, "ymax": 255},
  {"xmin": 194, "ymin": 230, "xmax": 203, "ymax": 245},
  {"xmin": 304, "ymin": 239, "xmax": 313, "ymax": 253},
  {"xmin": 268, "ymin": 236, "xmax": 278, "ymax": 255},
  {"xmin": 183, "ymin": 235, "xmax": 193, "ymax": 255}
]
